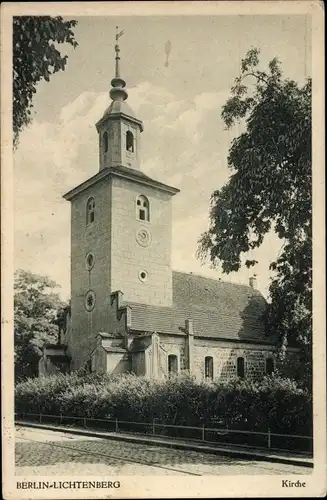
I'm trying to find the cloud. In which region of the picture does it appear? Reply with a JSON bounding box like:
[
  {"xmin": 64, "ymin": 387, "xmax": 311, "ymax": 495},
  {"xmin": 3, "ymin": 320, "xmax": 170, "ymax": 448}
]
[{"xmin": 14, "ymin": 82, "xmax": 280, "ymax": 299}]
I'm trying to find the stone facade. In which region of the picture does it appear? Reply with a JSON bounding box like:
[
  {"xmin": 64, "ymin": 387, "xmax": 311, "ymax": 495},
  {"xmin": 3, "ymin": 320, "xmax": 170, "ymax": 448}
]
[
  {"xmin": 66, "ymin": 168, "xmax": 176, "ymax": 371},
  {"xmin": 69, "ymin": 178, "xmax": 112, "ymax": 370},
  {"xmin": 110, "ymin": 176, "xmax": 173, "ymax": 307},
  {"xmin": 192, "ymin": 340, "xmax": 277, "ymax": 383},
  {"xmin": 130, "ymin": 333, "xmax": 281, "ymax": 382},
  {"xmin": 136, "ymin": 334, "xmax": 297, "ymax": 383}
]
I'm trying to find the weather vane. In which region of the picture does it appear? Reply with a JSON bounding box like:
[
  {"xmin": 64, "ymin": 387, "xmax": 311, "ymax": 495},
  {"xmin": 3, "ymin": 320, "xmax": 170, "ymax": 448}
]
[{"xmin": 116, "ymin": 26, "xmax": 124, "ymax": 41}]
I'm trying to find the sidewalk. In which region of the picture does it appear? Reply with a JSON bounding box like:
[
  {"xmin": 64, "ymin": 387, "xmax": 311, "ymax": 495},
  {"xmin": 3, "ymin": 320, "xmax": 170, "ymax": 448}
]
[{"xmin": 15, "ymin": 420, "xmax": 313, "ymax": 468}]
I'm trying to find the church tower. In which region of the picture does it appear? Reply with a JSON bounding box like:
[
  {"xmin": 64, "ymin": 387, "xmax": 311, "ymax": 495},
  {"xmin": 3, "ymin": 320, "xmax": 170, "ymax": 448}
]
[{"xmin": 63, "ymin": 29, "xmax": 179, "ymax": 370}]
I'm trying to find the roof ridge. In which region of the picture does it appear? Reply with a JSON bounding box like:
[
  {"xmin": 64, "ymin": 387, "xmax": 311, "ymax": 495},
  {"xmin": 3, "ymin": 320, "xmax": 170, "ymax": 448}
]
[{"xmin": 172, "ymin": 269, "xmax": 254, "ymax": 290}]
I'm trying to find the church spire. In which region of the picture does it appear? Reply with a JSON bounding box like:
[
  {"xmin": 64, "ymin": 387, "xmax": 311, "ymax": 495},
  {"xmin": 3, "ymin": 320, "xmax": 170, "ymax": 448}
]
[
  {"xmin": 96, "ymin": 26, "xmax": 143, "ymax": 171},
  {"xmin": 109, "ymin": 26, "xmax": 128, "ymax": 102}
]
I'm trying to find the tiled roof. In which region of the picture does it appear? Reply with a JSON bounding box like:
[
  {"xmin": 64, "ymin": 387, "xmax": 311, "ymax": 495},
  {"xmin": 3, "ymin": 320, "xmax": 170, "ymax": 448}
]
[
  {"xmin": 63, "ymin": 165, "xmax": 179, "ymax": 201},
  {"xmin": 110, "ymin": 165, "xmax": 179, "ymax": 194},
  {"xmin": 125, "ymin": 271, "xmax": 274, "ymax": 344}
]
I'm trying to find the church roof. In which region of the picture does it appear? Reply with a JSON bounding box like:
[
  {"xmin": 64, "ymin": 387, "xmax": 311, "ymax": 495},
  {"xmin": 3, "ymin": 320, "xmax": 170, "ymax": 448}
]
[
  {"xmin": 63, "ymin": 165, "xmax": 179, "ymax": 201},
  {"xmin": 111, "ymin": 165, "xmax": 179, "ymax": 193},
  {"xmin": 125, "ymin": 271, "xmax": 274, "ymax": 344},
  {"xmin": 96, "ymin": 100, "xmax": 144, "ymax": 132},
  {"xmin": 103, "ymin": 100, "xmax": 135, "ymax": 118}
]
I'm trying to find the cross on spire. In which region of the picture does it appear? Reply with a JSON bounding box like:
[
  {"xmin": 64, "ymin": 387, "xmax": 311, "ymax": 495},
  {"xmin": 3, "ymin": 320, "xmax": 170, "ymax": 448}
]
[{"xmin": 114, "ymin": 26, "xmax": 124, "ymax": 78}]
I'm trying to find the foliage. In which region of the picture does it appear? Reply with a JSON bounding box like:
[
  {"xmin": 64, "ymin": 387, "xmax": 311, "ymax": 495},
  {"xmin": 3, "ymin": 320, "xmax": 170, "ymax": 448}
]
[
  {"xmin": 14, "ymin": 269, "xmax": 68, "ymax": 382},
  {"xmin": 13, "ymin": 16, "xmax": 78, "ymax": 146},
  {"xmin": 15, "ymin": 372, "xmax": 312, "ymax": 438},
  {"xmin": 197, "ymin": 48, "xmax": 312, "ymax": 364}
]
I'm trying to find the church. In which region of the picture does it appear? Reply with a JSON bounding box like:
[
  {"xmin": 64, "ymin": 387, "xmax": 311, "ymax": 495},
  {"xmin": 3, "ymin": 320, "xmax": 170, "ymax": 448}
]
[{"xmin": 39, "ymin": 33, "xmax": 284, "ymax": 382}]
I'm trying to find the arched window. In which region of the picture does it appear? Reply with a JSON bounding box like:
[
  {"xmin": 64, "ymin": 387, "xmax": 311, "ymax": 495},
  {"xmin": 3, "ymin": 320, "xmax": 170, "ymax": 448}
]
[
  {"xmin": 86, "ymin": 197, "xmax": 95, "ymax": 225},
  {"xmin": 237, "ymin": 357, "xmax": 245, "ymax": 378},
  {"xmin": 136, "ymin": 195, "xmax": 150, "ymax": 222},
  {"xmin": 103, "ymin": 131, "xmax": 108, "ymax": 153},
  {"xmin": 205, "ymin": 356, "xmax": 214, "ymax": 380},
  {"xmin": 266, "ymin": 358, "xmax": 274, "ymax": 375},
  {"xmin": 168, "ymin": 354, "xmax": 178, "ymax": 376},
  {"xmin": 126, "ymin": 130, "xmax": 134, "ymax": 152}
]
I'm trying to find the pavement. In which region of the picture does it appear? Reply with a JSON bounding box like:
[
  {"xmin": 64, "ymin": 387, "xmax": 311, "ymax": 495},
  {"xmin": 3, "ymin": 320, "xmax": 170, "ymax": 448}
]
[
  {"xmin": 15, "ymin": 425, "xmax": 312, "ymax": 476},
  {"xmin": 15, "ymin": 420, "xmax": 313, "ymax": 468}
]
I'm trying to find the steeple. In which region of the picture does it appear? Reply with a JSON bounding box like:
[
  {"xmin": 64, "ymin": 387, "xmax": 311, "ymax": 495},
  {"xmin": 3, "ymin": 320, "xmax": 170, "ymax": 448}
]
[
  {"xmin": 95, "ymin": 27, "xmax": 143, "ymax": 171},
  {"xmin": 109, "ymin": 27, "xmax": 128, "ymax": 103}
]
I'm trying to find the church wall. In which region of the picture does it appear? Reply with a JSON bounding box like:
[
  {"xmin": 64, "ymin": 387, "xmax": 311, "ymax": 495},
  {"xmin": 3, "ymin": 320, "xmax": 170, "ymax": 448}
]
[
  {"xmin": 150, "ymin": 335, "xmax": 278, "ymax": 382},
  {"xmin": 70, "ymin": 178, "xmax": 112, "ymax": 370},
  {"xmin": 110, "ymin": 176, "xmax": 173, "ymax": 307},
  {"xmin": 91, "ymin": 342, "xmax": 107, "ymax": 374},
  {"xmin": 132, "ymin": 352, "xmax": 146, "ymax": 375},
  {"xmin": 106, "ymin": 352, "xmax": 130, "ymax": 374},
  {"xmin": 87, "ymin": 333, "xmax": 298, "ymax": 382},
  {"xmin": 157, "ymin": 335, "xmax": 186, "ymax": 378},
  {"xmin": 192, "ymin": 343, "xmax": 276, "ymax": 382}
]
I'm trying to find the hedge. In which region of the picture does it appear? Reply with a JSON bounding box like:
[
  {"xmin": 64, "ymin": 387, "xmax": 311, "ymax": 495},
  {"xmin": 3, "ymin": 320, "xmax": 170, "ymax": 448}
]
[{"xmin": 15, "ymin": 372, "xmax": 312, "ymax": 437}]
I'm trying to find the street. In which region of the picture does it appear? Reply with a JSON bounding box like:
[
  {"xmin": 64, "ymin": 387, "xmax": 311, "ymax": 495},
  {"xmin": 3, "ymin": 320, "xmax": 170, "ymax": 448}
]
[{"xmin": 15, "ymin": 426, "xmax": 311, "ymax": 476}]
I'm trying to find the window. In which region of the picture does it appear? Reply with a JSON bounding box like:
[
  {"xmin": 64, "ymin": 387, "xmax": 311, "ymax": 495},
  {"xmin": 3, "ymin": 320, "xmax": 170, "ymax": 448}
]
[
  {"xmin": 86, "ymin": 197, "xmax": 95, "ymax": 224},
  {"xmin": 237, "ymin": 357, "xmax": 245, "ymax": 378},
  {"xmin": 136, "ymin": 195, "xmax": 150, "ymax": 222},
  {"xmin": 205, "ymin": 356, "xmax": 214, "ymax": 380},
  {"xmin": 138, "ymin": 270, "xmax": 148, "ymax": 282},
  {"xmin": 266, "ymin": 358, "xmax": 274, "ymax": 375},
  {"xmin": 103, "ymin": 131, "xmax": 108, "ymax": 153},
  {"xmin": 168, "ymin": 354, "xmax": 178, "ymax": 375},
  {"xmin": 84, "ymin": 290, "xmax": 96, "ymax": 312},
  {"xmin": 126, "ymin": 130, "xmax": 134, "ymax": 152},
  {"xmin": 85, "ymin": 252, "xmax": 95, "ymax": 270}
]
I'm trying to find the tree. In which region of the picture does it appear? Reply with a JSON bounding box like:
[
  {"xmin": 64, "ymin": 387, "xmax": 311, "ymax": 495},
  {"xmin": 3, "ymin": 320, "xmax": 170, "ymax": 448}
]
[
  {"xmin": 197, "ymin": 49, "xmax": 311, "ymax": 371},
  {"xmin": 13, "ymin": 16, "xmax": 78, "ymax": 146},
  {"xmin": 14, "ymin": 269, "xmax": 68, "ymax": 382}
]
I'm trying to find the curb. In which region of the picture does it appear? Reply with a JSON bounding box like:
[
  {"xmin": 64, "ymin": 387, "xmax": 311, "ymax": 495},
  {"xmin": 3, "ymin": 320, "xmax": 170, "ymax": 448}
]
[{"xmin": 16, "ymin": 421, "xmax": 313, "ymax": 469}]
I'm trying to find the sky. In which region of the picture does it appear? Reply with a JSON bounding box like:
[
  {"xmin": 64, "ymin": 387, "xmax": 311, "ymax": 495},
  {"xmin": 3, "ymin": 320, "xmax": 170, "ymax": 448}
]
[{"xmin": 13, "ymin": 13, "xmax": 311, "ymax": 300}]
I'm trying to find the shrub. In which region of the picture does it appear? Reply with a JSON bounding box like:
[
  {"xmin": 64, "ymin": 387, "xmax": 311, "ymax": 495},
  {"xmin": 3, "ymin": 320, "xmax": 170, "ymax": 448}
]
[{"xmin": 15, "ymin": 372, "xmax": 312, "ymax": 438}]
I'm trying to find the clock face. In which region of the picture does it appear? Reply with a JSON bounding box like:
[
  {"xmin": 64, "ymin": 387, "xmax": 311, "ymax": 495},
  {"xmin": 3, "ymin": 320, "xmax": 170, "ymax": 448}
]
[{"xmin": 136, "ymin": 227, "xmax": 151, "ymax": 247}]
